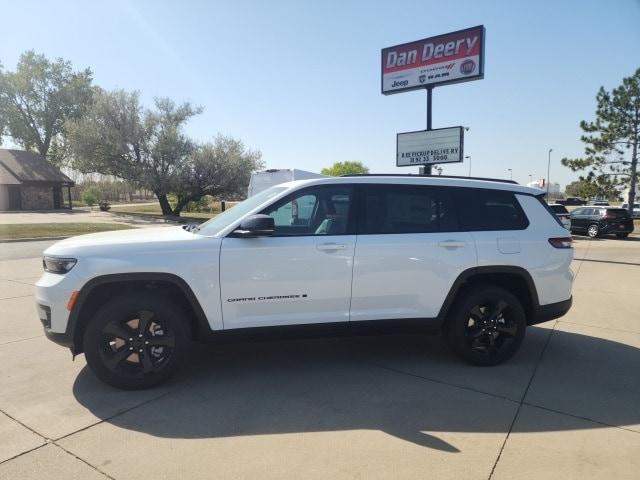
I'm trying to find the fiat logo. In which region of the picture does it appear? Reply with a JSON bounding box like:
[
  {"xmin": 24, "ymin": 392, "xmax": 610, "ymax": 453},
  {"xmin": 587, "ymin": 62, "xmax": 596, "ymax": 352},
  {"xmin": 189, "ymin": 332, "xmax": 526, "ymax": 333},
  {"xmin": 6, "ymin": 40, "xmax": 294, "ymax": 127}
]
[{"xmin": 460, "ymin": 60, "xmax": 475, "ymax": 75}]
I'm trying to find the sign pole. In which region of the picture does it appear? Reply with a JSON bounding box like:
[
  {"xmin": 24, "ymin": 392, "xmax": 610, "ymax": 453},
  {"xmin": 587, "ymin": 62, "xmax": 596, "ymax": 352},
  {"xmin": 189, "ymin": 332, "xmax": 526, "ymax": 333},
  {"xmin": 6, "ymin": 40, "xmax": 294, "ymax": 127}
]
[{"xmin": 423, "ymin": 86, "xmax": 433, "ymax": 175}]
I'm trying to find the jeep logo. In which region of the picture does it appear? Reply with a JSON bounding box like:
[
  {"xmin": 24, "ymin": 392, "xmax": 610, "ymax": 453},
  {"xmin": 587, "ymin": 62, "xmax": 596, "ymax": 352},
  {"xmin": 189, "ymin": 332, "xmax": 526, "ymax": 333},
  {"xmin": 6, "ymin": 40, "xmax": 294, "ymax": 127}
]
[{"xmin": 392, "ymin": 80, "xmax": 409, "ymax": 88}]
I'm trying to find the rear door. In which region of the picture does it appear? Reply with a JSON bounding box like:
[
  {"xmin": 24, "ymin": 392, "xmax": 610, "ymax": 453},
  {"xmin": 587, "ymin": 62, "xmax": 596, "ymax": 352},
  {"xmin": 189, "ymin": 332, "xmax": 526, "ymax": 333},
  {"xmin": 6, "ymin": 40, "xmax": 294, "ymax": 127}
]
[
  {"xmin": 570, "ymin": 208, "xmax": 588, "ymax": 232},
  {"xmin": 350, "ymin": 184, "xmax": 476, "ymax": 321}
]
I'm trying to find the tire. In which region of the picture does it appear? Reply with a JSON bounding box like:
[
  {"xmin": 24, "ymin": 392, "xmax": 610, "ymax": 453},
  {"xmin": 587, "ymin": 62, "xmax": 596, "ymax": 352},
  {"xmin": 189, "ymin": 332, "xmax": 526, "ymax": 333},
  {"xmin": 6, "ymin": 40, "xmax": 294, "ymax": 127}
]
[
  {"xmin": 587, "ymin": 224, "xmax": 600, "ymax": 238},
  {"xmin": 443, "ymin": 286, "xmax": 526, "ymax": 366},
  {"xmin": 616, "ymin": 233, "xmax": 629, "ymax": 239},
  {"xmin": 83, "ymin": 292, "xmax": 192, "ymax": 389}
]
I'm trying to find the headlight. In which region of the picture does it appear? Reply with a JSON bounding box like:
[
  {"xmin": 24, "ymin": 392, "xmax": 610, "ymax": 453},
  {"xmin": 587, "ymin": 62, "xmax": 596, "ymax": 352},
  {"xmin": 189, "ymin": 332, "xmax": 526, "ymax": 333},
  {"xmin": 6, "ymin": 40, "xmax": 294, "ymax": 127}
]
[{"xmin": 43, "ymin": 256, "xmax": 77, "ymax": 274}]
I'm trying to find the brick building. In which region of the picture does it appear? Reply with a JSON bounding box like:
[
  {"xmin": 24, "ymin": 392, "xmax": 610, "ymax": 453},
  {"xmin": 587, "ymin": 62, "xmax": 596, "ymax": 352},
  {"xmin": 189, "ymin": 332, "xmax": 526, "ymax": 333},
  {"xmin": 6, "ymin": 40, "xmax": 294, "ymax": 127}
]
[{"xmin": 0, "ymin": 149, "xmax": 74, "ymax": 211}]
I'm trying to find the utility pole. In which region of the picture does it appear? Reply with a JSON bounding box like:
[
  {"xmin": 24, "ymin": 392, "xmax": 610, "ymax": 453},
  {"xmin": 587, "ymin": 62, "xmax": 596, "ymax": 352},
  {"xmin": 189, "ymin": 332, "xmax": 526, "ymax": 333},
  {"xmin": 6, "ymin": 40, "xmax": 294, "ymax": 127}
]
[
  {"xmin": 422, "ymin": 87, "xmax": 434, "ymax": 175},
  {"xmin": 547, "ymin": 148, "xmax": 553, "ymax": 197},
  {"xmin": 465, "ymin": 156, "xmax": 471, "ymax": 176},
  {"xmin": 508, "ymin": 168, "xmax": 513, "ymax": 180}
]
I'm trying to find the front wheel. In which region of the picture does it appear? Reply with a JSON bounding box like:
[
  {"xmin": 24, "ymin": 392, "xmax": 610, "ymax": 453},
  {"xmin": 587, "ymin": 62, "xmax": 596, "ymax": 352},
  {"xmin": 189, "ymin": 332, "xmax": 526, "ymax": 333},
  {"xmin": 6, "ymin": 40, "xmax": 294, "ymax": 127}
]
[
  {"xmin": 587, "ymin": 224, "xmax": 600, "ymax": 238},
  {"xmin": 83, "ymin": 293, "xmax": 192, "ymax": 389},
  {"xmin": 444, "ymin": 286, "xmax": 526, "ymax": 366}
]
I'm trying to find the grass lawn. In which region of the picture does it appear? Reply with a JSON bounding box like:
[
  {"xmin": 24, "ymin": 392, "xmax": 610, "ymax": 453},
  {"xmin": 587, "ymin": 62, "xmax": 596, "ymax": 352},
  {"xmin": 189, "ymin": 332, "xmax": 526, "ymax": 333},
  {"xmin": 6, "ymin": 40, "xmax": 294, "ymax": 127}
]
[
  {"xmin": 0, "ymin": 223, "xmax": 135, "ymax": 241},
  {"xmin": 110, "ymin": 204, "xmax": 219, "ymax": 223}
]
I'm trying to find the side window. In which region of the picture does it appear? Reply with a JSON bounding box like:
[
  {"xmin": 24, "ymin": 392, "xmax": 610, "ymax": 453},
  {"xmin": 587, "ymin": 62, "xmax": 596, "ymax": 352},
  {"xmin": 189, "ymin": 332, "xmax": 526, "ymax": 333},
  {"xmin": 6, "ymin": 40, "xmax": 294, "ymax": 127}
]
[
  {"xmin": 361, "ymin": 185, "xmax": 458, "ymax": 234},
  {"xmin": 261, "ymin": 186, "xmax": 353, "ymax": 236},
  {"xmin": 454, "ymin": 188, "xmax": 529, "ymax": 231},
  {"xmin": 572, "ymin": 208, "xmax": 584, "ymax": 216}
]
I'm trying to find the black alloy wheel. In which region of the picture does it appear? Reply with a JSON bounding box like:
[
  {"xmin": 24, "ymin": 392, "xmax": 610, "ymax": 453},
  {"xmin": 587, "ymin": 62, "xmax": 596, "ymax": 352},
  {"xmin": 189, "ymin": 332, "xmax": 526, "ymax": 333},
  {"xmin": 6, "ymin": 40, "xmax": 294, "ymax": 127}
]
[
  {"xmin": 444, "ymin": 286, "xmax": 526, "ymax": 366},
  {"xmin": 100, "ymin": 310, "xmax": 175, "ymax": 378},
  {"xmin": 84, "ymin": 293, "xmax": 191, "ymax": 389}
]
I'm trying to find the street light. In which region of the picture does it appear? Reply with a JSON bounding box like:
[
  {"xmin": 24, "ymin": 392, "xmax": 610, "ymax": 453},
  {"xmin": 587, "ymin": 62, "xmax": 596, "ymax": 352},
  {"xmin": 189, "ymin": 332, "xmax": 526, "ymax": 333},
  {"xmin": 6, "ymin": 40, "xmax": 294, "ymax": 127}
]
[
  {"xmin": 465, "ymin": 156, "xmax": 471, "ymax": 176},
  {"xmin": 528, "ymin": 174, "xmax": 533, "ymax": 184},
  {"xmin": 508, "ymin": 168, "xmax": 513, "ymax": 180},
  {"xmin": 547, "ymin": 148, "xmax": 553, "ymax": 196}
]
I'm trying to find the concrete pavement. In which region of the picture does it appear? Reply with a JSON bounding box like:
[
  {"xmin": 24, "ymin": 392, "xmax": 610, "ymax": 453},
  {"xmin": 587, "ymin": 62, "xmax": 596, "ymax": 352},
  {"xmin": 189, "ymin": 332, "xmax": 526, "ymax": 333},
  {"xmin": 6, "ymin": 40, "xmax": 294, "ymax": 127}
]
[{"xmin": 0, "ymin": 237, "xmax": 638, "ymax": 479}]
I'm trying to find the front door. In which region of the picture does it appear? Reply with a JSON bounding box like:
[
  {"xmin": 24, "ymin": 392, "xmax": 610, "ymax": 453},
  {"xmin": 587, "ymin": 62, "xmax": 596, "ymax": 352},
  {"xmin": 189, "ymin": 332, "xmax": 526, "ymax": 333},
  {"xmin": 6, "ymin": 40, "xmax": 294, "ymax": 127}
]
[
  {"xmin": 220, "ymin": 185, "xmax": 355, "ymax": 329},
  {"xmin": 8, "ymin": 186, "xmax": 21, "ymax": 210}
]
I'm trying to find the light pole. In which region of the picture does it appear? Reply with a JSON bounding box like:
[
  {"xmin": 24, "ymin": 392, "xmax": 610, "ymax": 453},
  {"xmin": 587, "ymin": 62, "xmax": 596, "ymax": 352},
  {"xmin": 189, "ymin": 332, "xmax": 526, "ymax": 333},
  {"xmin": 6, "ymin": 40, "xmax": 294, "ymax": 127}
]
[
  {"xmin": 508, "ymin": 168, "xmax": 513, "ymax": 180},
  {"xmin": 528, "ymin": 174, "xmax": 533, "ymax": 184},
  {"xmin": 465, "ymin": 156, "xmax": 471, "ymax": 176},
  {"xmin": 547, "ymin": 148, "xmax": 553, "ymax": 197}
]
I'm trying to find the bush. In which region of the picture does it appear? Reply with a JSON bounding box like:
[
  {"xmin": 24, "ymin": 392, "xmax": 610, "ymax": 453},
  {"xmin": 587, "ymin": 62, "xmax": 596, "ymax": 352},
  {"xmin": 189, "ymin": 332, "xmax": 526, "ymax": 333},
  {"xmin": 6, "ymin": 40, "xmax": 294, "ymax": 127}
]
[{"xmin": 81, "ymin": 186, "xmax": 101, "ymax": 207}]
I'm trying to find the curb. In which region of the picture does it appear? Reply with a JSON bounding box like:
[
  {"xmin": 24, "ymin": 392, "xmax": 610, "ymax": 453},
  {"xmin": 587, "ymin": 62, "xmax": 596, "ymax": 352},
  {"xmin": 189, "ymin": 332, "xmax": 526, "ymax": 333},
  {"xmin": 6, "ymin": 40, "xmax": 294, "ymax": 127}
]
[{"xmin": 0, "ymin": 236, "xmax": 70, "ymax": 244}]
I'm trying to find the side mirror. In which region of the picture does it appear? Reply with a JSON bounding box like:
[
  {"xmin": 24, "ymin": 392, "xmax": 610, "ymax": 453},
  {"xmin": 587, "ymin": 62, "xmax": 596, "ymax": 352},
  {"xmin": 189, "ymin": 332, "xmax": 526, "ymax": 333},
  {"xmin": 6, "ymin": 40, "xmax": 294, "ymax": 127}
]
[{"xmin": 234, "ymin": 214, "xmax": 275, "ymax": 237}]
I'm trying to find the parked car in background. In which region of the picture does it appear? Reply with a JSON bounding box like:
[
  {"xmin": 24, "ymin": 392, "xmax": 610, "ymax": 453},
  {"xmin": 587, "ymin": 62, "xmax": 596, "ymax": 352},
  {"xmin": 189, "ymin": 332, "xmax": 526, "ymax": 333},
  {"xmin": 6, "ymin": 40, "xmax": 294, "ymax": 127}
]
[
  {"xmin": 621, "ymin": 203, "xmax": 640, "ymax": 218},
  {"xmin": 570, "ymin": 206, "xmax": 634, "ymax": 238},
  {"xmin": 548, "ymin": 204, "xmax": 571, "ymax": 230},
  {"xmin": 589, "ymin": 200, "xmax": 610, "ymax": 206},
  {"xmin": 556, "ymin": 197, "xmax": 586, "ymax": 206}
]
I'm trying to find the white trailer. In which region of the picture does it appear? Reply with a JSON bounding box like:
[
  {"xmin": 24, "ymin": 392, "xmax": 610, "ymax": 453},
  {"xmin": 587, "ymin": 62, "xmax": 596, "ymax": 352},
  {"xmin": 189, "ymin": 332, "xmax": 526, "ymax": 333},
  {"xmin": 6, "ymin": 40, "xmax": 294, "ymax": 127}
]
[{"xmin": 247, "ymin": 169, "xmax": 325, "ymax": 197}]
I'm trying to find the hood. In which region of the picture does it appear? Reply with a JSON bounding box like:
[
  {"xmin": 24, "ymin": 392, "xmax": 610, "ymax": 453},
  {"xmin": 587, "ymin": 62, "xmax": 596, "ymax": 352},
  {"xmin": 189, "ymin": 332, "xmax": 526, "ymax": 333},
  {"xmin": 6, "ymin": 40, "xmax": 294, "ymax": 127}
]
[{"xmin": 44, "ymin": 226, "xmax": 198, "ymax": 257}]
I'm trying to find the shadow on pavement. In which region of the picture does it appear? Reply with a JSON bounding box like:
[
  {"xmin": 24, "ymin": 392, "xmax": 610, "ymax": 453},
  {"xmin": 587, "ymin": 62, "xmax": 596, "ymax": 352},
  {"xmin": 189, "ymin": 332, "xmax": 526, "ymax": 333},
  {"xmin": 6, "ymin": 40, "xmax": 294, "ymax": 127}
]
[{"xmin": 72, "ymin": 328, "xmax": 639, "ymax": 452}]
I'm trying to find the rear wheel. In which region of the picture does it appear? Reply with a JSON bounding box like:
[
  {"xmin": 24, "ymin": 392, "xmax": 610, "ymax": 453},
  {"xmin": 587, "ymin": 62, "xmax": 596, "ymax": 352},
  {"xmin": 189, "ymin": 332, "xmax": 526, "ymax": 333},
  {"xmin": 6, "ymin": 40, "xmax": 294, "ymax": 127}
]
[
  {"xmin": 83, "ymin": 293, "xmax": 192, "ymax": 389},
  {"xmin": 444, "ymin": 286, "xmax": 526, "ymax": 366},
  {"xmin": 616, "ymin": 233, "xmax": 629, "ymax": 239},
  {"xmin": 587, "ymin": 224, "xmax": 600, "ymax": 238}
]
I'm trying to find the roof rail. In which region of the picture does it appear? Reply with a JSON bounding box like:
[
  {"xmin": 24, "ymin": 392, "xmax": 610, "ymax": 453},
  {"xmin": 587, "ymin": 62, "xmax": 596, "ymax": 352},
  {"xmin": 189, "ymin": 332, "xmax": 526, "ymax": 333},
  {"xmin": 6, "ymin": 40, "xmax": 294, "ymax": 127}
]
[{"xmin": 339, "ymin": 173, "xmax": 519, "ymax": 185}]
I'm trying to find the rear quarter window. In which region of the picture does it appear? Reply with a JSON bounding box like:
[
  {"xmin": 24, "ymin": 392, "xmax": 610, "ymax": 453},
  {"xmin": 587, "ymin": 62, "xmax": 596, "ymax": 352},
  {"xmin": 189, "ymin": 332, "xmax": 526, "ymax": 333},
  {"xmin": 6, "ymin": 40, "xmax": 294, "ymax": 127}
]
[
  {"xmin": 454, "ymin": 188, "xmax": 529, "ymax": 231},
  {"xmin": 606, "ymin": 208, "xmax": 630, "ymax": 218},
  {"xmin": 549, "ymin": 205, "xmax": 569, "ymax": 214}
]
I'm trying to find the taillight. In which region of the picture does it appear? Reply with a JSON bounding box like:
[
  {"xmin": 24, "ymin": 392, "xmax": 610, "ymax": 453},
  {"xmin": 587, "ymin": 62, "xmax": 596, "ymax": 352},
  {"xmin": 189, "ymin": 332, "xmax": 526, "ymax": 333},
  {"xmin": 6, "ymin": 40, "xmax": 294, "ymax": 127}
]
[{"xmin": 548, "ymin": 237, "xmax": 572, "ymax": 249}]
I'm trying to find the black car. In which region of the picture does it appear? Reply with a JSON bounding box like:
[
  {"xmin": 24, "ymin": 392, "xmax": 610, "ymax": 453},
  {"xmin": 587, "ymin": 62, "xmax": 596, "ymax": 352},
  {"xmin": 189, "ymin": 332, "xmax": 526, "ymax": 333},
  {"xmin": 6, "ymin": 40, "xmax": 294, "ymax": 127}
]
[
  {"xmin": 570, "ymin": 207, "xmax": 634, "ymax": 239},
  {"xmin": 557, "ymin": 197, "xmax": 586, "ymax": 206}
]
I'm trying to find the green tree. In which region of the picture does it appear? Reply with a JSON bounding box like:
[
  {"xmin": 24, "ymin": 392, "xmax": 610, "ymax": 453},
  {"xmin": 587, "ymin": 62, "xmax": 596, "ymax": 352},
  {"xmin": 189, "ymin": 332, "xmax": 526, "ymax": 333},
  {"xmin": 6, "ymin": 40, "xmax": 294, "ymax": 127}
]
[
  {"xmin": 564, "ymin": 178, "xmax": 619, "ymax": 200},
  {"xmin": 0, "ymin": 51, "xmax": 93, "ymax": 165},
  {"xmin": 67, "ymin": 88, "xmax": 202, "ymax": 215},
  {"xmin": 321, "ymin": 161, "xmax": 369, "ymax": 176},
  {"xmin": 81, "ymin": 186, "xmax": 100, "ymax": 207},
  {"xmin": 172, "ymin": 135, "xmax": 263, "ymax": 215},
  {"xmin": 562, "ymin": 68, "xmax": 639, "ymax": 213}
]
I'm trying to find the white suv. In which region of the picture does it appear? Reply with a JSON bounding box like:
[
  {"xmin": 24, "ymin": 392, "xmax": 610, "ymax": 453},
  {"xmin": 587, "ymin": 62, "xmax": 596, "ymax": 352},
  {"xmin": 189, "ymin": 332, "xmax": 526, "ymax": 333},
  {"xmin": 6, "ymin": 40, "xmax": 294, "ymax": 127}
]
[{"xmin": 36, "ymin": 176, "xmax": 574, "ymax": 389}]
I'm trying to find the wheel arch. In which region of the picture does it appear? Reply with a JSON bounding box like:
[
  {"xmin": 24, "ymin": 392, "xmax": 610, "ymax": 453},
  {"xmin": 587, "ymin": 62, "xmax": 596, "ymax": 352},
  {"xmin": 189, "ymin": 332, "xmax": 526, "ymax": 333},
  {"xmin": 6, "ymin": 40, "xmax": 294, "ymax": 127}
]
[
  {"xmin": 437, "ymin": 266, "xmax": 540, "ymax": 326},
  {"xmin": 67, "ymin": 273, "xmax": 210, "ymax": 355}
]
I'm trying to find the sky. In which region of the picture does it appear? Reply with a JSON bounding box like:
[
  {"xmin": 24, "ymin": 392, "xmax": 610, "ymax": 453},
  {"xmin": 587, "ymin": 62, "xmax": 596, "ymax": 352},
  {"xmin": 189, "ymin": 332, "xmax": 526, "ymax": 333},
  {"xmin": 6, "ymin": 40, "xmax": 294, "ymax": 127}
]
[{"xmin": 1, "ymin": 0, "xmax": 639, "ymax": 188}]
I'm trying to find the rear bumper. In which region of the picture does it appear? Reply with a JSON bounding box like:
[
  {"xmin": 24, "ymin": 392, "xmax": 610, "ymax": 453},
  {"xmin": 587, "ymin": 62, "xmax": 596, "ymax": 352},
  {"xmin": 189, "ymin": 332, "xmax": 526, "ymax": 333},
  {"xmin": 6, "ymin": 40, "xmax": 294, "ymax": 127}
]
[{"xmin": 530, "ymin": 296, "xmax": 572, "ymax": 325}]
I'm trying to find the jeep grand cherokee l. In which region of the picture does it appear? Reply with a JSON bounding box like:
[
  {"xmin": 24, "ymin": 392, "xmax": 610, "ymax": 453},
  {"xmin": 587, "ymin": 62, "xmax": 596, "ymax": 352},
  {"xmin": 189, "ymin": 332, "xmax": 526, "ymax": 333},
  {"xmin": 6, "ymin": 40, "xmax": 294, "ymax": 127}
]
[{"xmin": 37, "ymin": 176, "xmax": 573, "ymax": 389}]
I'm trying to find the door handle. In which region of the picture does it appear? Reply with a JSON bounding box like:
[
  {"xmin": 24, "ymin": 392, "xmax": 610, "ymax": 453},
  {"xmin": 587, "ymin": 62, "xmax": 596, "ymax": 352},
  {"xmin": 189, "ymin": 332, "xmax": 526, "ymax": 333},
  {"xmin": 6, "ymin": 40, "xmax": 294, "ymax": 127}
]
[
  {"xmin": 316, "ymin": 243, "xmax": 347, "ymax": 251},
  {"xmin": 438, "ymin": 240, "xmax": 466, "ymax": 248}
]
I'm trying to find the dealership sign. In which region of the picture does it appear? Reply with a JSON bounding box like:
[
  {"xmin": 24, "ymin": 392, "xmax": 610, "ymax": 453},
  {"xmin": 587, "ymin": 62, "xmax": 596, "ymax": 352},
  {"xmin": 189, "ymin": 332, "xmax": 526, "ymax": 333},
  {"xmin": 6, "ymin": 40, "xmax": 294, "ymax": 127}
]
[
  {"xmin": 397, "ymin": 127, "xmax": 463, "ymax": 166},
  {"xmin": 382, "ymin": 26, "xmax": 485, "ymax": 94}
]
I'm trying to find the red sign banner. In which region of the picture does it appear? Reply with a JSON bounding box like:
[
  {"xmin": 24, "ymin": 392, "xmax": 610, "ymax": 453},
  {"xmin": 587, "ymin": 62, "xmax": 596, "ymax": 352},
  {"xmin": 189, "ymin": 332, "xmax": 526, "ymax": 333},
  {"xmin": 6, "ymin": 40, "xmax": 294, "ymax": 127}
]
[{"xmin": 381, "ymin": 26, "xmax": 485, "ymax": 94}]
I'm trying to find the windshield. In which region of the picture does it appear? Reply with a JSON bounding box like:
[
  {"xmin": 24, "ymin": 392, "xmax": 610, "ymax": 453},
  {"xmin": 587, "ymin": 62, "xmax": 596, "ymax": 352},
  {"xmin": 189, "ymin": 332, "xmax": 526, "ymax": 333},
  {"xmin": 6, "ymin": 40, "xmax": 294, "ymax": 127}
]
[{"xmin": 194, "ymin": 186, "xmax": 287, "ymax": 236}]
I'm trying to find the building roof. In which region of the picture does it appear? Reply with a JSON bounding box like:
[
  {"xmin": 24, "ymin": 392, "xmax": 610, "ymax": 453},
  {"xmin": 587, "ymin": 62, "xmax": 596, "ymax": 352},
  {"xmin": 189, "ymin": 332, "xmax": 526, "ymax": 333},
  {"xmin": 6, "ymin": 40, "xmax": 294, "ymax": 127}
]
[{"xmin": 0, "ymin": 149, "xmax": 74, "ymax": 185}]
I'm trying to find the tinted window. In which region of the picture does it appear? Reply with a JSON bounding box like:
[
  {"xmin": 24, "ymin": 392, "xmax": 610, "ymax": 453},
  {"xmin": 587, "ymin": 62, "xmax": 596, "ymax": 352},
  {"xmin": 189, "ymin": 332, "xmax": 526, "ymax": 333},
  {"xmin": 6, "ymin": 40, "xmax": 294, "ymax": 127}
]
[
  {"xmin": 605, "ymin": 208, "xmax": 630, "ymax": 218},
  {"xmin": 361, "ymin": 185, "xmax": 457, "ymax": 234},
  {"xmin": 549, "ymin": 204, "xmax": 569, "ymax": 214},
  {"xmin": 454, "ymin": 188, "xmax": 529, "ymax": 231},
  {"xmin": 571, "ymin": 208, "xmax": 584, "ymax": 216},
  {"xmin": 261, "ymin": 186, "xmax": 353, "ymax": 236}
]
